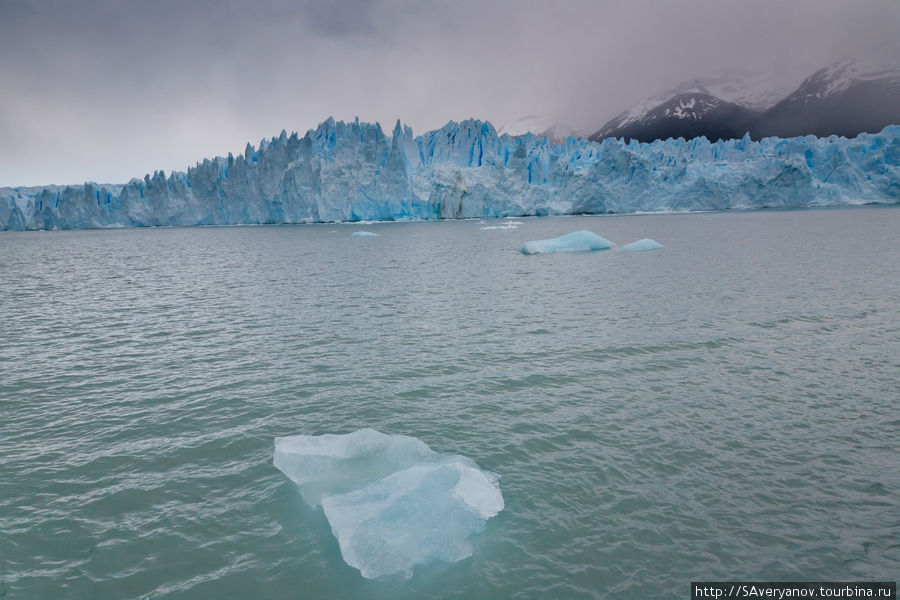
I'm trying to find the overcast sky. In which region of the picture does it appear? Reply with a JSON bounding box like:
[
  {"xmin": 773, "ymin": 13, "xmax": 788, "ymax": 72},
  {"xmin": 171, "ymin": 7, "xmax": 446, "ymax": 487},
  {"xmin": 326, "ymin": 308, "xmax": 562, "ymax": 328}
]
[{"xmin": 1, "ymin": 0, "xmax": 898, "ymax": 186}]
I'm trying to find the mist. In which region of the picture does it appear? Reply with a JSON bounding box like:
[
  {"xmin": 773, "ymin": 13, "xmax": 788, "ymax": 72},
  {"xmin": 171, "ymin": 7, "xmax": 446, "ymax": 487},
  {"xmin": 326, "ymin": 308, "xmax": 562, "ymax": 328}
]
[{"xmin": 1, "ymin": 0, "xmax": 898, "ymax": 186}]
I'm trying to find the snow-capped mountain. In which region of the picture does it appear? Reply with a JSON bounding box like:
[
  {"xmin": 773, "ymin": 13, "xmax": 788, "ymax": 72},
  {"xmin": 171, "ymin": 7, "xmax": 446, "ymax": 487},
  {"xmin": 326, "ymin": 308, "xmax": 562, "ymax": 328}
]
[
  {"xmin": 591, "ymin": 61, "xmax": 900, "ymax": 143},
  {"xmin": 590, "ymin": 92, "xmax": 758, "ymax": 144},
  {"xmin": 590, "ymin": 69, "xmax": 791, "ymax": 142},
  {"xmin": 691, "ymin": 68, "xmax": 794, "ymax": 112},
  {"xmin": 755, "ymin": 61, "xmax": 900, "ymax": 139},
  {"xmin": 496, "ymin": 114, "xmax": 583, "ymax": 143},
  {"xmin": 786, "ymin": 61, "xmax": 900, "ymax": 101}
]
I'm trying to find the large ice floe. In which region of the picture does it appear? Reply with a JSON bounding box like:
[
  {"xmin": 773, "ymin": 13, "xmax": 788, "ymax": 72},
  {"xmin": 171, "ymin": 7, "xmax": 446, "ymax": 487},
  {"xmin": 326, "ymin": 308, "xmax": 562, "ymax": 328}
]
[
  {"xmin": 2, "ymin": 118, "xmax": 898, "ymax": 230},
  {"xmin": 519, "ymin": 230, "xmax": 613, "ymax": 254},
  {"xmin": 273, "ymin": 429, "xmax": 503, "ymax": 579}
]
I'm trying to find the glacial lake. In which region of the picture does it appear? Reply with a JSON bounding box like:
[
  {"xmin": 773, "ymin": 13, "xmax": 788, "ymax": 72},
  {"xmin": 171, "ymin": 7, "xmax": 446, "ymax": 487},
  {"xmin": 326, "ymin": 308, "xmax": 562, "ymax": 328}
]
[{"xmin": 1, "ymin": 207, "xmax": 898, "ymax": 599}]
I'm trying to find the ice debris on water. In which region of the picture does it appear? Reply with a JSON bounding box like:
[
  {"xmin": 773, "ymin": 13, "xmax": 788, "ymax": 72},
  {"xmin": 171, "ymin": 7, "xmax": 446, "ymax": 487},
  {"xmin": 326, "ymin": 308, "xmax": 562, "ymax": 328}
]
[
  {"xmin": 619, "ymin": 238, "xmax": 664, "ymax": 251},
  {"xmin": 519, "ymin": 230, "xmax": 613, "ymax": 254},
  {"xmin": 273, "ymin": 428, "xmax": 503, "ymax": 579},
  {"xmin": 481, "ymin": 218, "xmax": 523, "ymax": 230},
  {"xmin": 350, "ymin": 231, "xmax": 379, "ymax": 237}
]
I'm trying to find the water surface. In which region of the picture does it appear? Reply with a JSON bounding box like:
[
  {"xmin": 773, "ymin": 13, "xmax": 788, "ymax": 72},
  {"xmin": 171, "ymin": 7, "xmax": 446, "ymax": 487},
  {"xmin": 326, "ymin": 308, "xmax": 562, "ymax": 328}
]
[{"xmin": 1, "ymin": 208, "xmax": 898, "ymax": 598}]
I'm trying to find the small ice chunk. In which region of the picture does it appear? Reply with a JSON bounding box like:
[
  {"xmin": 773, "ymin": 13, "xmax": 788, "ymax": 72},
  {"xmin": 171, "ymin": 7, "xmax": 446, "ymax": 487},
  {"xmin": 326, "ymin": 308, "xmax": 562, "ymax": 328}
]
[
  {"xmin": 619, "ymin": 238, "xmax": 664, "ymax": 251},
  {"xmin": 273, "ymin": 429, "xmax": 503, "ymax": 579},
  {"xmin": 351, "ymin": 231, "xmax": 380, "ymax": 237},
  {"xmin": 519, "ymin": 230, "xmax": 612, "ymax": 254}
]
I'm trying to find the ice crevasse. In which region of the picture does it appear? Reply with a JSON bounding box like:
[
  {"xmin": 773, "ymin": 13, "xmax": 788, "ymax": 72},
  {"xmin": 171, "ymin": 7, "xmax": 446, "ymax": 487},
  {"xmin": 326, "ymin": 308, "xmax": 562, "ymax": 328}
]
[
  {"xmin": 273, "ymin": 429, "xmax": 504, "ymax": 579},
  {"xmin": 2, "ymin": 119, "xmax": 899, "ymax": 230}
]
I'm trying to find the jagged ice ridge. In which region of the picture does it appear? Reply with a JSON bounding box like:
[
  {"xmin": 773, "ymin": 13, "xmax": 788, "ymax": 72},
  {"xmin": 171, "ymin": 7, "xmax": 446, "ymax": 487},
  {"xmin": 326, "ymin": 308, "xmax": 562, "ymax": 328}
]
[{"xmin": 2, "ymin": 118, "xmax": 898, "ymax": 231}]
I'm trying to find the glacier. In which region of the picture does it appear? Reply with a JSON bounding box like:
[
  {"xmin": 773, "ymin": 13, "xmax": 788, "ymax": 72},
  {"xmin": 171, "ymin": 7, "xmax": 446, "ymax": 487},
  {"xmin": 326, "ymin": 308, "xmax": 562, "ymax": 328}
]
[
  {"xmin": 272, "ymin": 429, "xmax": 503, "ymax": 579},
  {"xmin": 1, "ymin": 118, "xmax": 898, "ymax": 231}
]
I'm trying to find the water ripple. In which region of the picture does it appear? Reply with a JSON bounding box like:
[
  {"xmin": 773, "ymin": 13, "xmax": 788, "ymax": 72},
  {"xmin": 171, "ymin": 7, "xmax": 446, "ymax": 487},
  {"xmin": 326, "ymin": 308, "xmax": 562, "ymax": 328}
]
[{"xmin": 1, "ymin": 209, "xmax": 898, "ymax": 598}]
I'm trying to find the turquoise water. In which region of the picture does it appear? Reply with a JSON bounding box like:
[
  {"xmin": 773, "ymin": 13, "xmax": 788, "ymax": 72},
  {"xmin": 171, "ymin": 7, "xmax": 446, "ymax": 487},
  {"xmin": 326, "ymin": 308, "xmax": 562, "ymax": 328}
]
[{"xmin": 1, "ymin": 208, "xmax": 898, "ymax": 599}]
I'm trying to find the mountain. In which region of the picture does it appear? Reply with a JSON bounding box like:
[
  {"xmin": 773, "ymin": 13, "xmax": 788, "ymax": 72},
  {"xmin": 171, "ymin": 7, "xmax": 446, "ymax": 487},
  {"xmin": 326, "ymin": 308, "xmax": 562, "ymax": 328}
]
[
  {"xmin": 590, "ymin": 61, "xmax": 900, "ymax": 143},
  {"xmin": 496, "ymin": 114, "xmax": 582, "ymax": 143},
  {"xmin": 590, "ymin": 69, "xmax": 791, "ymax": 142},
  {"xmin": 2, "ymin": 117, "xmax": 898, "ymax": 231},
  {"xmin": 591, "ymin": 92, "xmax": 758, "ymax": 144},
  {"xmin": 754, "ymin": 61, "xmax": 900, "ymax": 139}
]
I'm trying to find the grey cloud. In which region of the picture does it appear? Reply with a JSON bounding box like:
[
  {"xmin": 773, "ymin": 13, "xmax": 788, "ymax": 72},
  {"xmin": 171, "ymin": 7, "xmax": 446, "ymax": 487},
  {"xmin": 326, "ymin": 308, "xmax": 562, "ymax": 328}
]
[
  {"xmin": 294, "ymin": 0, "xmax": 379, "ymax": 36},
  {"xmin": 1, "ymin": 0, "xmax": 898, "ymax": 186}
]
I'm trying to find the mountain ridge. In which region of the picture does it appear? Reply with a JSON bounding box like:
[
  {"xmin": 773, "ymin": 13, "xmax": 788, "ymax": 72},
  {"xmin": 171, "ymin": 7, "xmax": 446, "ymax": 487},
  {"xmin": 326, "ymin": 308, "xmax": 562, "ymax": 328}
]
[{"xmin": 590, "ymin": 60, "xmax": 900, "ymax": 143}]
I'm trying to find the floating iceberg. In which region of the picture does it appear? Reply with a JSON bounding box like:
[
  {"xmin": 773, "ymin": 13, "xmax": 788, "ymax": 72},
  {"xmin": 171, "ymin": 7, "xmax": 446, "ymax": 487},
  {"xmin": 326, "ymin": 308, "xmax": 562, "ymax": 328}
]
[
  {"xmin": 2, "ymin": 118, "xmax": 898, "ymax": 231},
  {"xmin": 619, "ymin": 238, "xmax": 664, "ymax": 251},
  {"xmin": 273, "ymin": 429, "xmax": 503, "ymax": 579},
  {"xmin": 481, "ymin": 219, "xmax": 524, "ymax": 230},
  {"xmin": 519, "ymin": 230, "xmax": 613, "ymax": 254},
  {"xmin": 350, "ymin": 231, "xmax": 380, "ymax": 237}
]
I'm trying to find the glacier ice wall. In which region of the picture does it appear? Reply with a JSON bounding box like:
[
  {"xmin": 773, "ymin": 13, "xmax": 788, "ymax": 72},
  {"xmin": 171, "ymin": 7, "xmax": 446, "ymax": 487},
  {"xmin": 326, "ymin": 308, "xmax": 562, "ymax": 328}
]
[
  {"xmin": 2, "ymin": 118, "xmax": 898, "ymax": 230},
  {"xmin": 273, "ymin": 429, "xmax": 503, "ymax": 579}
]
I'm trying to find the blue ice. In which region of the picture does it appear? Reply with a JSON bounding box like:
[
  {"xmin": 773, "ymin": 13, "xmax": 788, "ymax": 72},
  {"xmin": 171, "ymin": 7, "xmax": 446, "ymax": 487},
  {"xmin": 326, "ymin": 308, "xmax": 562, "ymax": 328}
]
[
  {"xmin": 273, "ymin": 429, "xmax": 503, "ymax": 579},
  {"xmin": 4, "ymin": 119, "xmax": 897, "ymax": 231},
  {"xmin": 519, "ymin": 230, "xmax": 613, "ymax": 254}
]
